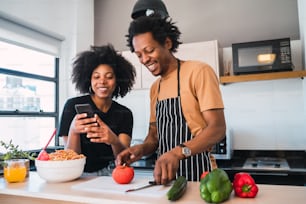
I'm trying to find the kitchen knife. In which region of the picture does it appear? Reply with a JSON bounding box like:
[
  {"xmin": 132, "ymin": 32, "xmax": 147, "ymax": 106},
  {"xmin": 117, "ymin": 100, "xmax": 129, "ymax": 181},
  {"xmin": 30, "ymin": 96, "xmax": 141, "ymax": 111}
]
[{"xmin": 125, "ymin": 181, "xmax": 157, "ymax": 192}]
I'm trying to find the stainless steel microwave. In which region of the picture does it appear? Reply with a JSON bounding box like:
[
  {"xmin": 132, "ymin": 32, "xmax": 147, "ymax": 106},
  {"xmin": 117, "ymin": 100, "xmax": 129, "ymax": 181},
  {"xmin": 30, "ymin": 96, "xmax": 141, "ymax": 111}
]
[{"xmin": 232, "ymin": 38, "xmax": 293, "ymax": 75}]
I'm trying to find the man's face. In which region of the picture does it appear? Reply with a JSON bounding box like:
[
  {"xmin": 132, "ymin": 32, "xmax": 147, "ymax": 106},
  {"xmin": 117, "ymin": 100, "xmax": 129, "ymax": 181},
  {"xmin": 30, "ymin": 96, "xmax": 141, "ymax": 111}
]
[{"xmin": 133, "ymin": 32, "xmax": 172, "ymax": 77}]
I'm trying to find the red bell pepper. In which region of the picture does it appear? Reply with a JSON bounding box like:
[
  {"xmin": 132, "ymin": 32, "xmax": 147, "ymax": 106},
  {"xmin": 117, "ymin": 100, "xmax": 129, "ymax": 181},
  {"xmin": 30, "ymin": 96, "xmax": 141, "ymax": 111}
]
[
  {"xmin": 233, "ymin": 172, "xmax": 259, "ymax": 198},
  {"xmin": 200, "ymin": 171, "xmax": 209, "ymax": 180}
]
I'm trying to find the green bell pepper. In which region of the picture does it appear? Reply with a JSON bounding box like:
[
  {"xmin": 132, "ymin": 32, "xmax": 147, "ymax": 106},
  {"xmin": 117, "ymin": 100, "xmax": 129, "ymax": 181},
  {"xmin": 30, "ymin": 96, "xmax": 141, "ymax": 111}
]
[{"xmin": 199, "ymin": 168, "xmax": 233, "ymax": 203}]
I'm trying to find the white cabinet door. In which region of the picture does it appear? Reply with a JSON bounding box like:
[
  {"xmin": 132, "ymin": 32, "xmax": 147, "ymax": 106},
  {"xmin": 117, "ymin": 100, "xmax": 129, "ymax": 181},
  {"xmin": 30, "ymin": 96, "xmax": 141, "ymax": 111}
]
[
  {"xmin": 121, "ymin": 50, "xmax": 157, "ymax": 89},
  {"xmin": 121, "ymin": 51, "xmax": 142, "ymax": 89},
  {"xmin": 141, "ymin": 66, "xmax": 157, "ymax": 89},
  {"xmin": 174, "ymin": 40, "xmax": 220, "ymax": 78}
]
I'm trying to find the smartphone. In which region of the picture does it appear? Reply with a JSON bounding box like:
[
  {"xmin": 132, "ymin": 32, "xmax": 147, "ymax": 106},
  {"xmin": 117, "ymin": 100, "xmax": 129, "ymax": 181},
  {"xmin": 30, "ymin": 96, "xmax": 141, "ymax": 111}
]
[{"xmin": 74, "ymin": 103, "xmax": 95, "ymax": 118}]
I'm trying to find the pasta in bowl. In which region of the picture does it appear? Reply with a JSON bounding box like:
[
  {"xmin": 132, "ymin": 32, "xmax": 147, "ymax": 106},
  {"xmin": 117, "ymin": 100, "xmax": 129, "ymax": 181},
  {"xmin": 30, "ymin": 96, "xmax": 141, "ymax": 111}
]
[{"xmin": 35, "ymin": 149, "xmax": 86, "ymax": 182}]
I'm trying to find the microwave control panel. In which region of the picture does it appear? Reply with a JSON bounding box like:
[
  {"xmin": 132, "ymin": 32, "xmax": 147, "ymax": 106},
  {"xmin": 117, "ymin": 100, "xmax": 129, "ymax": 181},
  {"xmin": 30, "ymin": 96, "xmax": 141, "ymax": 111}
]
[{"xmin": 279, "ymin": 40, "xmax": 291, "ymax": 64}]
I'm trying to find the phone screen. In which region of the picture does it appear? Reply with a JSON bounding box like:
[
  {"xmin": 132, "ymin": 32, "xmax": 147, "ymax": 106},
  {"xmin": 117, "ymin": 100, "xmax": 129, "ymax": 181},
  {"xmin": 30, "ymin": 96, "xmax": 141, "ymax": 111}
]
[{"xmin": 74, "ymin": 104, "xmax": 95, "ymax": 118}]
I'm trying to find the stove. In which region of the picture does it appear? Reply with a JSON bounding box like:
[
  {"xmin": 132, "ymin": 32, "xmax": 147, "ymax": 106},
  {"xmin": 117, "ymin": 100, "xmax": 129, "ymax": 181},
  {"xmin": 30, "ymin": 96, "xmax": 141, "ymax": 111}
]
[{"xmin": 243, "ymin": 157, "xmax": 290, "ymax": 170}]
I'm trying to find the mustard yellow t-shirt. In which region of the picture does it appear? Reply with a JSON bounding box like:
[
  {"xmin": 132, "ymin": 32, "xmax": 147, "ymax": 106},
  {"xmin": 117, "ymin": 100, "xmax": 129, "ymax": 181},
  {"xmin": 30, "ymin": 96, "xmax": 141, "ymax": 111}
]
[{"xmin": 149, "ymin": 60, "xmax": 224, "ymax": 136}]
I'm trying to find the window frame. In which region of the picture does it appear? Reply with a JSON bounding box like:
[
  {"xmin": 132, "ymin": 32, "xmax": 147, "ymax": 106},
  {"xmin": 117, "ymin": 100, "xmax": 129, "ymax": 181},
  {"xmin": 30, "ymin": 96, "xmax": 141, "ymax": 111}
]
[
  {"xmin": 0, "ymin": 57, "xmax": 60, "ymax": 146},
  {"xmin": 0, "ymin": 12, "xmax": 65, "ymax": 148}
]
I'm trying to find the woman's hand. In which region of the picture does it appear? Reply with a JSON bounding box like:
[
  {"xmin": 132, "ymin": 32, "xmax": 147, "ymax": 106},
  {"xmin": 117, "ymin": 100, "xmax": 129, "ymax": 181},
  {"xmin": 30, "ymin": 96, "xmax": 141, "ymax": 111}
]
[
  {"xmin": 70, "ymin": 113, "xmax": 98, "ymax": 134},
  {"xmin": 66, "ymin": 113, "xmax": 97, "ymax": 154},
  {"xmin": 85, "ymin": 115, "xmax": 117, "ymax": 145}
]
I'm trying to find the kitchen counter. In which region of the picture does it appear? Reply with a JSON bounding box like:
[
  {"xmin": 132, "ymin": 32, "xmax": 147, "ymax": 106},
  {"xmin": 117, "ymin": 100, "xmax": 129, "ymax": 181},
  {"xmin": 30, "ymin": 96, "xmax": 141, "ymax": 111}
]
[{"xmin": 1, "ymin": 172, "xmax": 306, "ymax": 204}]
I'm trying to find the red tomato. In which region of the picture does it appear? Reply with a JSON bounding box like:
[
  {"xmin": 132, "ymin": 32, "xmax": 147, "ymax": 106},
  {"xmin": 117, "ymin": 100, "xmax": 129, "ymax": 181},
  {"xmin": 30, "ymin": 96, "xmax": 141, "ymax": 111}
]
[
  {"xmin": 200, "ymin": 171, "xmax": 209, "ymax": 180},
  {"xmin": 37, "ymin": 150, "xmax": 49, "ymax": 161},
  {"xmin": 112, "ymin": 165, "xmax": 134, "ymax": 184}
]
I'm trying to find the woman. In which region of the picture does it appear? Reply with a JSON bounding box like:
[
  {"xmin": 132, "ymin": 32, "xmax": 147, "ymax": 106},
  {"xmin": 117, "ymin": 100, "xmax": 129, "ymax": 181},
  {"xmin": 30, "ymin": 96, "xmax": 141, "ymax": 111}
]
[{"xmin": 58, "ymin": 44, "xmax": 136, "ymax": 174}]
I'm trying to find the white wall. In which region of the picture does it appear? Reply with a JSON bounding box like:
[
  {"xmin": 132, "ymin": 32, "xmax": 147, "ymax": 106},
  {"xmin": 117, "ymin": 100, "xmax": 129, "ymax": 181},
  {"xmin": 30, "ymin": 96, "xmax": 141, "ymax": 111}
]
[
  {"xmin": 0, "ymin": 0, "xmax": 94, "ymax": 113},
  {"xmin": 221, "ymin": 79, "xmax": 305, "ymax": 150},
  {"xmin": 298, "ymin": 0, "xmax": 306, "ymax": 149}
]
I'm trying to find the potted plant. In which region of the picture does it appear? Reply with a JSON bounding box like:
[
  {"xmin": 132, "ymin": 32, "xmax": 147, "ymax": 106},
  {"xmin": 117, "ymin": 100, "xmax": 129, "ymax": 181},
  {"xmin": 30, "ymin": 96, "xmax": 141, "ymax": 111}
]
[{"xmin": 0, "ymin": 140, "xmax": 36, "ymax": 177}]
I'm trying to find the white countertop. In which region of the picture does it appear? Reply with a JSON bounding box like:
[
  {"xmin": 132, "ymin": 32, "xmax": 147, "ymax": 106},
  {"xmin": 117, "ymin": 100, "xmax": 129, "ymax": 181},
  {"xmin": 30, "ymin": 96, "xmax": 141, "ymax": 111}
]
[{"xmin": 1, "ymin": 172, "xmax": 306, "ymax": 204}]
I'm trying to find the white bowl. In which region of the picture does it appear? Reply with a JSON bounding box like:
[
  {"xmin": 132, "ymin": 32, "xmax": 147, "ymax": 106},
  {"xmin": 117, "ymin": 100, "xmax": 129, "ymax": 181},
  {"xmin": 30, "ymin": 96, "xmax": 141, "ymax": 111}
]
[{"xmin": 35, "ymin": 157, "xmax": 86, "ymax": 183}]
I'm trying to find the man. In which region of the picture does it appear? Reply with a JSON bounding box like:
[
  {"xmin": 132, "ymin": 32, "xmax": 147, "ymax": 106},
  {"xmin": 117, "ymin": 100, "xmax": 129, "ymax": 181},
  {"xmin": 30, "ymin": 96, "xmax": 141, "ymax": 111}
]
[{"xmin": 116, "ymin": 16, "xmax": 226, "ymax": 184}]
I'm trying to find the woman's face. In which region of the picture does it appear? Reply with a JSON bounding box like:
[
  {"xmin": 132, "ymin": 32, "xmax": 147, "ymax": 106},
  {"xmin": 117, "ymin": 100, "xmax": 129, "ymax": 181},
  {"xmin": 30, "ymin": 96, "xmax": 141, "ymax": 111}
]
[{"xmin": 91, "ymin": 64, "xmax": 116, "ymax": 99}]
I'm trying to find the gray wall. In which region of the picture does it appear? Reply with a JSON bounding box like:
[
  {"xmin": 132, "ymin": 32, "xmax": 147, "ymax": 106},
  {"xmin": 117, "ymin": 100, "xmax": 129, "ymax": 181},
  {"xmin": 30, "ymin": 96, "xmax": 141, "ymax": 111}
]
[{"xmin": 94, "ymin": 0, "xmax": 299, "ymax": 50}]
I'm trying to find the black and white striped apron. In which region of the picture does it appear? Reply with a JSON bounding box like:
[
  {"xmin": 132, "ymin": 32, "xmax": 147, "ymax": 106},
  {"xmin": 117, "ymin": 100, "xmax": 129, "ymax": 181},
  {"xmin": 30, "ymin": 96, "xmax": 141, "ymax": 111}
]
[{"xmin": 156, "ymin": 59, "xmax": 212, "ymax": 181}]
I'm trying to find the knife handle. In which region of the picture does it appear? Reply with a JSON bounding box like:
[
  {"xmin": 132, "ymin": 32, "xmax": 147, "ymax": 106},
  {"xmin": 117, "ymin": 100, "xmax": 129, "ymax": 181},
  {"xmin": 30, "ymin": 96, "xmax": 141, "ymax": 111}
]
[{"xmin": 149, "ymin": 181, "xmax": 157, "ymax": 185}]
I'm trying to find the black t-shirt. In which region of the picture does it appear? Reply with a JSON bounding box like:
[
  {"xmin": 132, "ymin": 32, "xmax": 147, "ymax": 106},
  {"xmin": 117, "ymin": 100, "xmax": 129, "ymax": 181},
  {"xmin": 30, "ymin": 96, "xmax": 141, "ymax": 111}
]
[{"xmin": 57, "ymin": 95, "xmax": 133, "ymax": 172}]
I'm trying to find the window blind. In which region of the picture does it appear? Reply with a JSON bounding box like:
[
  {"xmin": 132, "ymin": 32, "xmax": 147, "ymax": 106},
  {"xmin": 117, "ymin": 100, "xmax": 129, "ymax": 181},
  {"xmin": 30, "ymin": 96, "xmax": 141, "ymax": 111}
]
[{"xmin": 0, "ymin": 11, "xmax": 64, "ymax": 57}]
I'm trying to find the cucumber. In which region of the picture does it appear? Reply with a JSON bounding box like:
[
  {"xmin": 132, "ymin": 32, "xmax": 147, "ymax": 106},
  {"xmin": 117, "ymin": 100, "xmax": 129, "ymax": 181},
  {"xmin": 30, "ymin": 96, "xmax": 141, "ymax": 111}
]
[{"xmin": 166, "ymin": 176, "xmax": 188, "ymax": 201}]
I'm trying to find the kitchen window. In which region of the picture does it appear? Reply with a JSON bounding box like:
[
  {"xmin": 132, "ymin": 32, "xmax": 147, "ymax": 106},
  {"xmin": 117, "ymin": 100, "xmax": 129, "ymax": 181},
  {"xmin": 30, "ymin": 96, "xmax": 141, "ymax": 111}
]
[
  {"xmin": 0, "ymin": 12, "xmax": 64, "ymax": 153},
  {"xmin": 0, "ymin": 41, "xmax": 59, "ymax": 151}
]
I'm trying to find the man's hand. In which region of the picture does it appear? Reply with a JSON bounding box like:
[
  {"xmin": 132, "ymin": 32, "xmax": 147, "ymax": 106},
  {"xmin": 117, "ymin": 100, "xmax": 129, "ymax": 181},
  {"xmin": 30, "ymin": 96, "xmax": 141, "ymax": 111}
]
[
  {"xmin": 115, "ymin": 144, "xmax": 144, "ymax": 166},
  {"xmin": 153, "ymin": 151, "xmax": 181, "ymax": 185}
]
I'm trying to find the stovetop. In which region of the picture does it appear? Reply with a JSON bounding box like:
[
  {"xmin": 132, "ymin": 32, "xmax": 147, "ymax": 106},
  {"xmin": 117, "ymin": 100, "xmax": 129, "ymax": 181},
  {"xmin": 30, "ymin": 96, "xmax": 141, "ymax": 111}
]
[{"xmin": 243, "ymin": 157, "xmax": 290, "ymax": 170}]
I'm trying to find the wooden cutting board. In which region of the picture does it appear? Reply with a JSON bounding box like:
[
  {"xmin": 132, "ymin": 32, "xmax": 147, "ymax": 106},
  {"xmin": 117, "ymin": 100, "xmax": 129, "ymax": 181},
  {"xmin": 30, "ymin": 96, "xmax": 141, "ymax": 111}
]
[{"xmin": 71, "ymin": 176, "xmax": 171, "ymax": 197}]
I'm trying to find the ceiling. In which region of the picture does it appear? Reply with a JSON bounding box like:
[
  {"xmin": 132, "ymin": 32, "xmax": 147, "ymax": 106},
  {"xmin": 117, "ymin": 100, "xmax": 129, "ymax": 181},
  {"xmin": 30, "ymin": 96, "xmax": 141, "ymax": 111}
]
[{"xmin": 94, "ymin": 0, "xmax": 300, "ymax": 50}]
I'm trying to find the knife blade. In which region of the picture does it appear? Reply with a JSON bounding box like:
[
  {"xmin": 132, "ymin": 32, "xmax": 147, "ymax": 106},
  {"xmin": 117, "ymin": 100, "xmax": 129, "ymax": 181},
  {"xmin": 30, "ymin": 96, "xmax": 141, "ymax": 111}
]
[{"xmin": 125, "ymin": 181, "xmax": 157, "ymax": 192}]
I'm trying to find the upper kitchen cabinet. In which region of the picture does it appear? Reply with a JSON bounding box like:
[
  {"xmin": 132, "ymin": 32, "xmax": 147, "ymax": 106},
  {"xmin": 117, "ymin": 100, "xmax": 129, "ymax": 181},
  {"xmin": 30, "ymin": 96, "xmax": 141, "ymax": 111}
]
[
  {"xmin": 121, "ymin": 50, "xmax": 142, "ymax": 89},
  {"xmin": 122, "ymin": 40, "xmax": 221, "ymax": 89},
  {"xmin": 121, "ymin": 50, "xmax": 156, "ymax": 89},
  {"xmin": 174, "ymin": 40, "xmax": 221, "ymax": 78}
]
